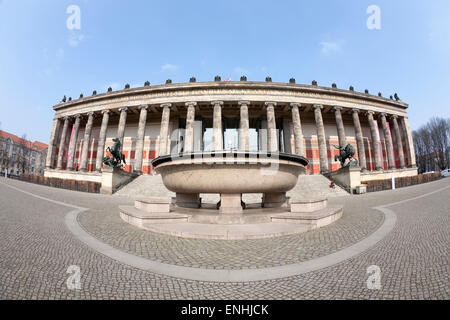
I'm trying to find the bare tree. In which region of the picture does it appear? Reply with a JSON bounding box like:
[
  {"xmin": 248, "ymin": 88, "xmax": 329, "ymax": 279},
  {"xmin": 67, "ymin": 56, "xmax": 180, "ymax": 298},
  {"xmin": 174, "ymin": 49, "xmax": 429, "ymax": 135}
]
[{"xmin": 413, "ymin": 116, "xmax": 450, "ymax": 173}]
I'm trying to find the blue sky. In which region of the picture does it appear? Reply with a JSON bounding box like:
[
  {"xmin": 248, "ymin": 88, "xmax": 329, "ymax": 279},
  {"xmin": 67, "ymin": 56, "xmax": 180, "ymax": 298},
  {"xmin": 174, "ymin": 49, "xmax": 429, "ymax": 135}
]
[{"xmin": 0, "ymin": 0, "xmax": 449, "ymax": 143}]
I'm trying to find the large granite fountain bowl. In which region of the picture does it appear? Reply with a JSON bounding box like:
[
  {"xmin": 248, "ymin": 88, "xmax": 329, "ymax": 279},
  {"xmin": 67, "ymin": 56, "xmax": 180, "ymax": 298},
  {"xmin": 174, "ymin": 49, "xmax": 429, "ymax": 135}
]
[{"xmin": 151, "ymin": 151, "xmax": 308, "ymax": 194}]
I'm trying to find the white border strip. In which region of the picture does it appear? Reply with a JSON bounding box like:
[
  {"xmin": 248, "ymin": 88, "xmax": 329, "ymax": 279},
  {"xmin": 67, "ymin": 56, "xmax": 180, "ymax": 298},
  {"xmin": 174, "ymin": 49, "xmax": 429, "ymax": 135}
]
[{"xmin": 1, "ymin": 180, "xmax": 448, "ymax": 282}]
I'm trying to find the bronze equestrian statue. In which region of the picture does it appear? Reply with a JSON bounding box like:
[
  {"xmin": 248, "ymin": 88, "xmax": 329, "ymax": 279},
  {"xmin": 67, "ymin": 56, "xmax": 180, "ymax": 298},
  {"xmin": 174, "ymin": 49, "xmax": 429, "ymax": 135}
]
[
  {"xmin": 103, "ymin": 138, "xmax": 126, "ymax": 169},
  {"xmin": 333, "ymin": 144, "xmax": 358, "ymax": 168}
]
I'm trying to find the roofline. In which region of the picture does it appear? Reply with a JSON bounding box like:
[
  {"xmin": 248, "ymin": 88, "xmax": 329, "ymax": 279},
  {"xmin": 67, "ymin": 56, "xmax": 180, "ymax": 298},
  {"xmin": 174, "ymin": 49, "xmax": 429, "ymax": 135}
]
[{"xmin": 53, "ymin": 81, "xmax": 409, "ymax": 111}]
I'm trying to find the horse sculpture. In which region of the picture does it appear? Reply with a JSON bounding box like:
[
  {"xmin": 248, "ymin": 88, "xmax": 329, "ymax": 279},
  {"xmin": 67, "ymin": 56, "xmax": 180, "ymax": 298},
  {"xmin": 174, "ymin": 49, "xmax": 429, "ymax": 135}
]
[
  {"xmin": 103, "ymin": 138, "xmax": 126, "ymax": 169},
  {"xmin": 333, "ymin": 144, "xmax": 358, "ymax": 168}
]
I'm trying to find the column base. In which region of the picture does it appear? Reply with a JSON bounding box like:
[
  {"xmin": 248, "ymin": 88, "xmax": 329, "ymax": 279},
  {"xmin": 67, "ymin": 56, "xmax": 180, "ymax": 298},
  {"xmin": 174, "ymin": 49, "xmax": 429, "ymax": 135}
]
[{"xmin": 176, "ymin": 193, "xmax": 201, "ymax": 208}]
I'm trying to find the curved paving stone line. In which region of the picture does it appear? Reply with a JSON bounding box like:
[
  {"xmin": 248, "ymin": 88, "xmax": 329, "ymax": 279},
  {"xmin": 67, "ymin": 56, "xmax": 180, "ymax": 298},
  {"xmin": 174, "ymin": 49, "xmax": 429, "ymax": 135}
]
[
  {"xmin": 1, "ymin": 178, "xmax": 448, "ymax": 298},
  {"xmin": 7, "ymin": 180, "xmax": 447, "ymax": 282},
  {"xmin": 78, "ymin": 202, "xmax": 383, "ymax": 270}
]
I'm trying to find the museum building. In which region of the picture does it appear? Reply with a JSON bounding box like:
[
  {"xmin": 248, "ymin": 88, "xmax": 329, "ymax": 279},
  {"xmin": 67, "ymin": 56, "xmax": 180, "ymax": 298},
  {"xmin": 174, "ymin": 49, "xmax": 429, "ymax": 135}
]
[{"xmin": 44, "ymin": 78, "xmax": 418, "ymax": 187}]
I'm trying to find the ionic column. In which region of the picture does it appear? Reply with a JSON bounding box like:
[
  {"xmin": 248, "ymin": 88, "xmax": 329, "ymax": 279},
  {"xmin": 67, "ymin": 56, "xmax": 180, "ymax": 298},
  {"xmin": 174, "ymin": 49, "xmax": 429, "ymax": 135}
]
[
  {"xmin": 117, "ymin": 107, "xmax": 128, "ymax": 145},
  {"xmin": 79, "ymin": 112, "xmax": 95, "ymax": 172},
  {"xmin": 313, "ymin": 104, "xmax": 329, "ymax": 173},
  {"xmin": 95, "ymin": 110, "xmax": 110, "ymax": 172},
  {"xmin": 45, "ymin": 117, "xmax": 62, "ymax": 169},
  {"xmin": 184, "ymin": 102, "xmax": 197, "ymax": 152},
  {"xmin": 56, "ymin": 116, "xmax": 70, "ymax": 170},
  {"xmin": 379, "ymin": 113, "xmax": 395, "ymax": 169},
  {"xmin": 290, "ymin": 103, "xmax": 304, "ymax": 156},
  {"xmin": 238, "ymin": 101, "xmax": 250, "ymax": 151},
  {"xmin": 265, "ymin": 102, "xmax": 278, "ymax": 152},
  {"xmin": 351, "ymin": 109, "xmax": 367, "ymax": 171},
  {"xmin": 366, "ymin": 111, "xmax": 382, "ymax": 170},
  {"xmin": 391, "ymin": 115, "xmax": 405, "ymax": 168},
  {"xmin": 212, "ymin": 101, "xmax": 223, "ymax": 150},
  {"xmin": 134, "ymin": 105, "xmax": 149, "ymax": 173},
  {"xmin": 67, "ymin": 115, "xmax": 81, "ymax": 171},
  {"xmin": 400, "ymin": 116, "xmax": 416, "ymax": 167},
  {"xmin": 333, "ymin": 106, "xmax": 347, "ymax": 147},
  {"xmin": 158, "ymin": 103, "xmax": 171, "ymax": 157}
]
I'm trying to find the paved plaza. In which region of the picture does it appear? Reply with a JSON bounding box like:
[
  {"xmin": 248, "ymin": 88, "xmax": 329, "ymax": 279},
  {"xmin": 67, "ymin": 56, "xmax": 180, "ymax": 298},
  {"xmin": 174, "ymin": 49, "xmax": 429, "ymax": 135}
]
[{"xmin": 0, "ymin": 177, "xmax": 449, "ymax": 299}]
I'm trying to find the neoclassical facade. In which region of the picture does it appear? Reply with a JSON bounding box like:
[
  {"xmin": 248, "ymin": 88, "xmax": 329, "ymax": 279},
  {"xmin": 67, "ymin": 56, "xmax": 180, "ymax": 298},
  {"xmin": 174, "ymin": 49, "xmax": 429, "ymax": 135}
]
[{"xmin": 44, "ymin": 79, "xmax": 417, "ymax": 182}]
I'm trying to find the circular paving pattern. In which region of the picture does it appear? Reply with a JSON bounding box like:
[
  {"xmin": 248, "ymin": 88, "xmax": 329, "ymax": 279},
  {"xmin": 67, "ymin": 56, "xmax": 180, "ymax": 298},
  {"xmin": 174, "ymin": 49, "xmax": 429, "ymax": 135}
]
[
  {"xmin": 78, "ymin": 198, "xmax": 383, "ymax": 269},
  {"xmin": 1, "ymin": 177, "xmax": 448, "ymax": 299}
]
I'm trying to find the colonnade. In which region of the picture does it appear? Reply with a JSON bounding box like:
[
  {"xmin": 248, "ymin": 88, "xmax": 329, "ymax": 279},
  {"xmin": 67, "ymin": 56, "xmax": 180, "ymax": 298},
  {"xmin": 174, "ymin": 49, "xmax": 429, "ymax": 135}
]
[{"xmin": 46, "ymin": 101, "xmax": 416, "ymax": 174}]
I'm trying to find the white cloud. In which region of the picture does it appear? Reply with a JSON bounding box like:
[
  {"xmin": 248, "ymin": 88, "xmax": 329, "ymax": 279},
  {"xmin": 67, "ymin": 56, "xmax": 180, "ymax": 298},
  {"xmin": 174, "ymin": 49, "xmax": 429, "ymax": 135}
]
[
  {"xmin": 319, "ymin": 41, "xmax": 343, "ymax": 55},
  {"xmin": 68, "ymin": 31, "xmax": 85, "ymax": 47},
  {"xmin": 161, "ymin": 63, "xmax": 178, "ymax": 72}
]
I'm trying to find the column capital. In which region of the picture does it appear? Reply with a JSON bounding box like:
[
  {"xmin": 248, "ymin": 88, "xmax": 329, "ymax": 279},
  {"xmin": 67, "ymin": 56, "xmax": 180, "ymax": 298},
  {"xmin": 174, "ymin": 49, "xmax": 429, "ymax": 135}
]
[
  {"xmin": 118, "ymin": 107, "xmax": 128, "ymax": 113},
  {"xmin": 290, "ymin": 102, "xmax": 301, "ymax": 109},
  {"xmin": 238, "ymin": 101, "xmax": 250, "ymax": 106},
  {"xmin": 101, "ymin": 109, "xmax": 110, "ymax": 115},
  {"xmin": 332, "ymin": 106, "xmax": 343, "ymax": 112},
  {"xmin": 211, "ymin": 100, "xmax": 223, "ymax": 106},
  {"xmin": 313, "ymin": 104, "xmax": 323, "ymax": 110},
  {"xmin": 86, "ymin": 111, "xmax": 95, "ymax": 117},
  {"xmin": 365, "ymin": 110, "xmax": 375, "ymax": 116},
  {"xmin": 138, "ymin": 104, "xmax": 149, "ymax": 110},
  {"xmin": 160, "ymin": 103, "xmax": 172, "ymax": 109},
  {"xmin": 352, "ymin": 108, "xmax": 360, "ymax": 114},
  {"xmin": 73, "ymin": 114, "xmax": 82, "ymax": 119},
  {"xmin": 378, "ymin": 112, "xmax": 387, "ymax": 119},
  {"xmin": 390, "ymin": 114, "xmax": 398, "ymax": 119},
  {"xmin": 62, "ymin": 116, "xmax": 70, "ymax": 121},
  {"xmin": 264, "ymin": 101, "xmax": 277, "ymax": 108},
  {"xmin": 185, "ymin": 101, "xmax": 197, "ymax": 107}
]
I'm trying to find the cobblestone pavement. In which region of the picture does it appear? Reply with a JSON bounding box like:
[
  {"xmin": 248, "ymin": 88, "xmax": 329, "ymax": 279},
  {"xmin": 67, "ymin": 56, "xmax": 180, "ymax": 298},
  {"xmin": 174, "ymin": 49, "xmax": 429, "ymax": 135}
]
[
  {"xmin": 79, "ymin": 197, "xmax": 382, "ymax": 269},
  {"xmin": 0, "ymin": 177, "xmax": 448, "ymax": 299}
]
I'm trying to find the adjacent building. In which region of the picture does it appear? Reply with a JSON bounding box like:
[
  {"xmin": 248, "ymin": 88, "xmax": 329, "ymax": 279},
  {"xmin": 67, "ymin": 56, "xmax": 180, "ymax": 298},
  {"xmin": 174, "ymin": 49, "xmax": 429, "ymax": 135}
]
[{"xmin": 0, "ymin": 130, "xmax": 47, "ymax": 176}]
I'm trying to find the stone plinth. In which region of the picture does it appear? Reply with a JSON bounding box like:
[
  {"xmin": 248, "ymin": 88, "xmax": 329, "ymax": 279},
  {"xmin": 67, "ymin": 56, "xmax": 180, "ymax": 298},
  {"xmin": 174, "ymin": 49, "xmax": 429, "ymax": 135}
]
[
  {"xmin": 262, "ymin": 192, "xmax": 288, "ymax": 208},
  {"xmin": 219, "ymin": 194, "xmax": 243, "ymax": 215},
  {"xmin": 176, "ymin": 193, "xmax": 201, "ymax": 208},
  {"xmin": 324, "ymin": 166, "xmax": 361, "ymax": 193},
  {"xmin": 134, "ymin": 198, "xmax": 170, "ymax": 213},
  {"xmin": 290, "ymin": 198, "xmax": 328, "ymax": 213},
  {"xmin": 100, "ymin": 167, "xmax": 138, "ymax": 194}
]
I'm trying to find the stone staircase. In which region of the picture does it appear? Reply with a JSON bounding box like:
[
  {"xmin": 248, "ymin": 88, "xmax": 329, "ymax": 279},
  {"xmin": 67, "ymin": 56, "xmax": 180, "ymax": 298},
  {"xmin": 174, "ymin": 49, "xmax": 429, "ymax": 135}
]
[{"xmin": 114, "ymin": 173, "xmax": 349, "ymax": 200}]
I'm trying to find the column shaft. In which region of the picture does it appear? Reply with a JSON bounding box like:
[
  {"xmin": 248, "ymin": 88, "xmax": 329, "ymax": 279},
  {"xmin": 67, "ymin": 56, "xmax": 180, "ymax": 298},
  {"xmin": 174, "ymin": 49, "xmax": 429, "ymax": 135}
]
[
  {"xmin": 117, "ymin": 107, "xmax": 128, "ymax": 145},
  {"xmin": 239, "ymin": 101, "xmax": 250, "ymax": 151},
  {"xmin": 134, "ymin": 105, "xmax": 149, "ymax": 173},
  {"xmin": 367, "ymin": 111, "xmax": 382, "ymax": 170},
  {"xmin": 379, "ymin": 113, "xmax": 395, "ymax": 169},
  {"xmin": 400, "ymin": 116, "xmax": 416, "ymax": 167},
  {"xmin": 265, "ymin": 102, "xmax": 278, "ymax": 152},
  {"xmin": 391, "ymin": 116, "xmax": 405, "ymax": 168},
  {"xmin": 212, "ymin": 101, "xmax": 223, "ymax": 150},
  {"xmin": 67, "ymin": 115, "xmax": 81, "ymax": 171},
  {"xmin": 352, "ymin": 109, "xmax": 367, "ymax": 171},
  {"xmin": 158, "ymin": 104, "xmax": 171, "ymax": 156},
  {"xmin": 56, "ymin": 117, "xmax": 70, "ymax": 169},
  {"xmin": 333, "ymin": 106, "xmax": 347, "ymax": 147},
  {"xmin": 290, "ymin": 103, "xmax": 304, "ymax": 156},
  {"xmin": 95, "ymin": 110, "xmax": 110, "ymax": 172},
  {"xmin": 45, "ymin": 118, "xmax": 62, "ymax": 169},
  {"xmin": 314, "ymin": 105, "xmax": 329, "ymax": 173},
  {"xmin": 184, "ymin": 102, "xmax": 196, "ymax": 152},
  {"xmin": 79, "ymin": 112, "xmax": 94, "ymax": 172}
]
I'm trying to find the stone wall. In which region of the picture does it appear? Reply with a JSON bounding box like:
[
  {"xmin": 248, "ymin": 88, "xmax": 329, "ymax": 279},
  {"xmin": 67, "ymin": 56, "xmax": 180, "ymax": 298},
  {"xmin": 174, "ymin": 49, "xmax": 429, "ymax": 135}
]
[
  {"xmin": 364, "ymin": 172, "xmax": 441, "ymax": 192},
  {"xmin": 20, "ymin": 173, "xmax": 100, "ymax": 193}
]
